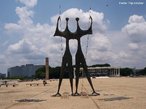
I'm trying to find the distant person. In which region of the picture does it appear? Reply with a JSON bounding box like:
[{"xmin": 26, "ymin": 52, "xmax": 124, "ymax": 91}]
[{"xmin": 43, "ymin": 80, "xmax": 47, "ymax": 86}]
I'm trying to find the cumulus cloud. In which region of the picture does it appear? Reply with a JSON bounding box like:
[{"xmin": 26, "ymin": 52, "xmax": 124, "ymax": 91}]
[
  {"xmin": 128, "ymin": 15, "xmax": 145, "ymax": 23},
  {"xmin": 2, "ymin": 0, "xmax": 146, "ymax": 74},
  {"xmin": 90, "ymin": 33, "xmax": 111, "ymax": 52},
  {"xmin": 128, "ymin": 43, "xmax": 139, "ymax": 50},
  {"xmin": 122, "ymin": 15, "xmax": 146, "ymax": 43},
  {"xmin": 16, "ymin": 7, "xmax": 34, "ymax": 25},
  {"xmin": 4, "ymin": 3, "xmax": 111, "ymax": 69},
  {"xmin": 4, "ymin": 3, "xmax": 34, "ymax": 33},
  {"xmin": 18, "ymin": 0, "xmax": 37, "ymax": 8},
  {"xmin": 122, "ymin": 15, "xmax": 146, "ymax": 52},
  {"xmin": 4, "ymin": 23, "xmax": 22, "ymax": 32},
  {"xmin": 119, "ymin": 15, "xmax": 146, "ymax": 67},
  {"xmin": 7, "ymin": 39, "xmax": 37, "ymax": 54},
  {"xmin": 51, "ymin": 8, "xmax": 107, "ymax": 33}
]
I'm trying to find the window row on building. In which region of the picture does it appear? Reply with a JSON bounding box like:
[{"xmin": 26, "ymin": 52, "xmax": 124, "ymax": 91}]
[{"xmin": 74, "ymin": 67, "xmax": 120, "ymax": 77}]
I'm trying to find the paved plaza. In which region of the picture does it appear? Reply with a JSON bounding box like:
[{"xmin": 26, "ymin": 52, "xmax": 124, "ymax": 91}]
[{"xmin": 0, "ymin": 77, "xmax": 146, "ymax": 109}]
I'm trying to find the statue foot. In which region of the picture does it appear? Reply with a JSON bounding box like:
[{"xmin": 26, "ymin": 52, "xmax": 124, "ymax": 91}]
[
  {"xmin": 70, "ymin": 93, "xmax": 74, "ymax": 96},
  {"xmin": 90, "ymin": 91, "xmax": 100, "ymax": 96},
  {"xmin": 52, "ymin": 93, "xmax": 61, "ymax": 97},
  {"xmin": 73, "ymin": 92, "xmax": 81, "ymax": 96}
]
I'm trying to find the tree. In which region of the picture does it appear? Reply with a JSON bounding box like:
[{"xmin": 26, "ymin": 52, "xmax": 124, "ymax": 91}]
[
  {"xmin": 139, "ymin": 67, "xmax": 146, "ymax": 75},
  {"xmin": 35, "ymin": 66, "xmax": 61, "ymax": 79},
  {"xmin": 120, "ymin": 68, "xmax": 133, "ymax": 76},
  {"xmin": 49, "ymin": 67, "xmax": 60, "ymax": 79},
  {"xmin": 90, "ymin": 63, "xmax": 111, "ymax": 67},
  {"xmin": 35, "ymin": 66, "xmax": 46, "ymax": 79}
]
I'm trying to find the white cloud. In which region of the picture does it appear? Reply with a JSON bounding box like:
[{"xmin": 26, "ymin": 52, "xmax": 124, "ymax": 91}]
[
  {"xmin": 128, "ymin": 43, "xmax": 139, "ymax": 50},
  {"xmin": 2, "ymin": 0, "xmax": 146, "ymax": 74},
  {"xmin": 16, "ymin": 7, "xmax": 34, "ymax": 25},
  {"xmin": 122, "ymin": 14, "xmax": 146, "ymax": 51},
  {"xmin": 90, "ymin": 33, "xmax": 111, "ymax": 52},
  {"xmin": 118, "ymin": 51, "xmax": 129, "ymax": 58},
  {"xmin": 18, "ymin": 0, "xmax": 37, "ymax": 8},
  {"xmin": 5, "ymin": 23, "xmax": 21, "ymax": 31},
  {"xmin": 119, "ymin": 15, "xmax": 146, "ymax": 68},
  {"xmin": 128, "ymin": 15, "xmax": 145, "ymax": 23},
  {"xmin": 4, "ymin": 5, "xmax": 34, "ymax": 33},
  {"xmin": 4, "ymin": 6, "xmax": 110, "ymax": 70},
  {"xmin": 7, "ymin": 39, "xmax": 37, "ymax": 54},
  {"xmin": 51, "ymin": 8, "xmax": 107, "ymax": 33},
  {"xmin": 122, "ymin": 15, "xmax": 146, "ymax": 43}
]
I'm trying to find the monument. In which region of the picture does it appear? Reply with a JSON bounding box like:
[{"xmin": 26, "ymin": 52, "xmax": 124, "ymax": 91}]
[
  {"xmin": 54, "ymin": 16, "xmax": 99, "ymax": 96},
  {"xmin": 45, "ymin": 57, "xmax": 49, "ymax": 80},
  {"xmin": 54, "ymin": 17, "xmax": 74, "ymax": 96},
  {"xmin": 74, "ymin": 17, "xmax": 99, "ymax": 96}
]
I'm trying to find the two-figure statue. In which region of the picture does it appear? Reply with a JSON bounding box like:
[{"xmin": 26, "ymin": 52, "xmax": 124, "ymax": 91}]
[{"xmin": 53, "ymin": 16, "xmax": 99, "ymax": 96}]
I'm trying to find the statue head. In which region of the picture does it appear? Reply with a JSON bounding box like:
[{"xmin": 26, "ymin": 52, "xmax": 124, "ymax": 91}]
[
  {"xmin": 66, "ymin": 17, "xmax": 69, "ymax": 21},
  {"xmin": 76, "ymin": 17, "xmax": 79, "ymax": 21}
]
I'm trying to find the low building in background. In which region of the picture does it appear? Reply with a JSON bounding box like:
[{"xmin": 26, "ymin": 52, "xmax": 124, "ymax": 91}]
[
  {"xmin": 87, "ymin": 67, "xmax": 120, "ymax": 77},
  {"xmin": 7, "ymin": 64, "xmax": 43, "ymax": 78},
  {"xmin": 74, "ymin": 67, "xmax": 120, "ymax": 77},
  {"xmin": 0, "ymin": 73, "xmax": 6, "ymax": 79}
]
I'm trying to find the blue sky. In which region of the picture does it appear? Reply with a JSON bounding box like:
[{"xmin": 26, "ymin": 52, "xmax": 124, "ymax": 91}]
[
  {"xmin": 0, "ymin": 0, "xmax": 146, "ymax": 74},
  {"xmin": 1, "ymin": 0, "xmax": 146, "ymax": 29}
]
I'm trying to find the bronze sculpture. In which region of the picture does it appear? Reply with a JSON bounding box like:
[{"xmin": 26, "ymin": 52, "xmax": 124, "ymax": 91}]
[
  {"xmin": 53, "ymin": 16, "xmax": 99, "ymax": 96},
  {"xmin": 74, "ymin": 17, "xmax": 99, "ymax": 96},
  {"xmin": 54, "ymin": 16, "xmax": 74, "ymax": 96}
]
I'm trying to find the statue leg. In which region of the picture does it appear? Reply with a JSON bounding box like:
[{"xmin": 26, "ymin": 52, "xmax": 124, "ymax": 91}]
[
  {"xmin": 53, "ymin": 58, "xmax": 66, "ymax": 96},
  {"xmin": 53, "ymin": 67, "xmax": 64, "ymax": 96},
  {"xmin": 68, "ymin": 60, "xmax": 74, "ymax": 95},
  {"xmin": 74, "ymin": 62, "xmax": 80, "ymax": 96},
  {"xmin": 69, "ymin": 70, "xmax": 73, "ymax": 95},
  {"xmin": 82, "ymin": 57, "xmax": 100, "ymax": 96}
]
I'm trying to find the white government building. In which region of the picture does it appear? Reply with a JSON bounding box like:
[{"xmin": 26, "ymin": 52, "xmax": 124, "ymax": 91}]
[{"xmin": 74, "ymin": 67, "xmax": 120, "ymax": 77}]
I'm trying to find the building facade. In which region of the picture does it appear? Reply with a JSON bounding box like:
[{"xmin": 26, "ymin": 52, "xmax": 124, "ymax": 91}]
[
  {"xmin": 74, "ymin": 67, "xmax": 120, "ymax": 77},
  {"xmin": 7, "ymin": 64, "xmax": 43, "ymax": 78},
  {"xmin": 87, "ymin": 67, "xmax": 120, "ymax": 77},
  {"xmin": 0, "ymin": 73, "xmax": 6, "ymax": 79}
]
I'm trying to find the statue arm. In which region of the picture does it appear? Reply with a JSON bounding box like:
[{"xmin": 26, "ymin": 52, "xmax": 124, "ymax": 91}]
[
  {"xmin": 76, "ymin": 16, "xmax": 93, "ymax": 38},
  {"xmin": 81, "ymin": 16, "xmax": 92, "ymax": 37},
  {"xmin": 54, "ymin": 16, "xmax": 63, "ymax": 37},
  {"xmin": 54, "ymin": 16, "xmax": 67, "ymax": 39},
  {"xmin": 88, "ymin": 16, "xmax": 93, "ymax": 34}
]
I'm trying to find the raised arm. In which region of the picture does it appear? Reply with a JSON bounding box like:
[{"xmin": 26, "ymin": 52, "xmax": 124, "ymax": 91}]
[
  {"xmin": 88, "ymin": 16, "xmax": 93, "ymax": 34},
  {"xmin": 76, "ymin": 16, "xmax": 93, "ymax": 38},
  {"xmin": 54, "ymin": 17, "xmax": 71, "ymax": 39},
  {"xmin": 54, "ymin": 16, "xmax": 63, "ymax": 37}
]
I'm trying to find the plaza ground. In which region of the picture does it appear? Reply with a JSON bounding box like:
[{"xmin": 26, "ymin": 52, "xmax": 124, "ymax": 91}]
[{"xmin": 0, "ymin": 77, "xmax": 146, "ymax": 109}]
